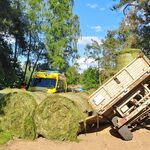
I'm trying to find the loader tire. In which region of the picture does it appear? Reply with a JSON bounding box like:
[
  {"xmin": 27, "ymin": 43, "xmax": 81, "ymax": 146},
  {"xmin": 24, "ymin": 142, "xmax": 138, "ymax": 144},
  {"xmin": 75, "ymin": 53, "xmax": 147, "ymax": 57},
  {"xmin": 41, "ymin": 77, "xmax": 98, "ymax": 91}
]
[{"xmin": 117, "ymin": 125, "xmax": 133, "ymax": 141}]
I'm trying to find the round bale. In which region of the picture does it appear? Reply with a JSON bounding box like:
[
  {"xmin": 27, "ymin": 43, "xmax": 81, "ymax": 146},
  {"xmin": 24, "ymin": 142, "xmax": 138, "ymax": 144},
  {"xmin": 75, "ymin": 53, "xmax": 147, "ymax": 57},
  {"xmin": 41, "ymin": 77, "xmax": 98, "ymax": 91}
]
[
  {"xmin": 0, "ymin": 92, "xmax": 37, "ymax": 140},
  {"xmin": 35, "ymin": 94, "xmax": 85, "ymax": 141}
]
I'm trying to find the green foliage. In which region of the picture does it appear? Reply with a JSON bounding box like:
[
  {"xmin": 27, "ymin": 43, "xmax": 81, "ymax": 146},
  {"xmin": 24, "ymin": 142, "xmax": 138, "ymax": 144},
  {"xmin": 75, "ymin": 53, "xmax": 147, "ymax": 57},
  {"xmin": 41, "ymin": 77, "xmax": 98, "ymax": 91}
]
[
  {"xmin": 0, "ymin": 0, "xmax": 80, "ymax": 88},
  {"xmin": 0, "ymin": 39, "xmax": 15, "ymax": 87},
  {"xmin": 43, "ymin": 0, "xmax": 80, "ymax": 70},
  {"xmin": 0, "ymin": 0, "xmax": 27, "ymax": 87},
  {"xmin": 84, "ymin": 31, "xmax": 120, "ymax": 84},
  {"xmin": 114, "ymin": 0, "xmax": 150, "ymax": 25},
  {"xmin": 66, "ymin": 66, "xmax": 79, "ymax": 85},
  {"xmin": 81, "ymin": 67, "xmax": 99, "ymax": 90},
  {"xmin": 101, "ymin": 31, "xmax": 120, "ymax": 69},
  {"xmin": 84, "ymin": 40, "xmax": 102, "ymax": 67},
  {"xmin": 113, "ymin": 0, "xmax": 150, "ymax": 56},
  {"xmin": 139, "ymin": 26, "xmax": 150, "ymax": 57}
]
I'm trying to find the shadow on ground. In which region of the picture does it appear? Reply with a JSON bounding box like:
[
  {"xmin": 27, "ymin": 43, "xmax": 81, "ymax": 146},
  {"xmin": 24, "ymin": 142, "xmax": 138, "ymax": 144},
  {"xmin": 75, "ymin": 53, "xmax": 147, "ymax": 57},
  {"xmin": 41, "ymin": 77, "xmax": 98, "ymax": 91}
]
[
  {"xmin": 132, "ymin": 119, "xmax": 150, "ymax": 132},
  {"xmin": 109, "ymin": 119, "xmax": 150, "ymax": 140},
  {"xmin": 79, "ymin": 121, "xmax": 110, "ymax": 136},
  {"xmin": 80, "ymin": 118, "xmax": 150, "ymax": 140}
]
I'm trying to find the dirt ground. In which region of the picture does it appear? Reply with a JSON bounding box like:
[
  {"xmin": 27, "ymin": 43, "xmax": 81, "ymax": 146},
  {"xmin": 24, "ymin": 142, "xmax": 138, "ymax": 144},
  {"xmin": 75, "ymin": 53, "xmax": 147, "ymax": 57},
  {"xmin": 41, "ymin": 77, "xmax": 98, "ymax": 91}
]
[{"xmin": 1, "ymin": 126, "xmax": 149, "ymax": 150}]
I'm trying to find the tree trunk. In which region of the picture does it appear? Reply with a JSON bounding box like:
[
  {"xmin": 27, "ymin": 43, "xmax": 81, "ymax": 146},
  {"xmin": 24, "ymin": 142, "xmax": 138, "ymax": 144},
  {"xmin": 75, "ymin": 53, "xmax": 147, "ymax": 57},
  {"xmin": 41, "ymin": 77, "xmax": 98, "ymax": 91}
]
[
  {"xmin": 26, "ymin": 49, "xmax": 43, "ymax": 89},
  {"xmin": 14, "ymin": 37, "xmax": 18, "ymax": 69},
  {"xmin": 22, "ymin": 32, "xmax": 32, "ymax": 82},
  {"xmin": 98, "ymin": 60, "xmax": 101, "ymax": 86}
]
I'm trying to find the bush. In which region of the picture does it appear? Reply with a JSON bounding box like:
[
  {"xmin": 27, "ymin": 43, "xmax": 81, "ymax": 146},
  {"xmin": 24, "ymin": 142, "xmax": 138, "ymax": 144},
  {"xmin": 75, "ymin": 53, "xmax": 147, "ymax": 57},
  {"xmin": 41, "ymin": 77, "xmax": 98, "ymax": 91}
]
[{"xmin": 80, "ymin": 67, "xmax": 99, "ymax": 90}]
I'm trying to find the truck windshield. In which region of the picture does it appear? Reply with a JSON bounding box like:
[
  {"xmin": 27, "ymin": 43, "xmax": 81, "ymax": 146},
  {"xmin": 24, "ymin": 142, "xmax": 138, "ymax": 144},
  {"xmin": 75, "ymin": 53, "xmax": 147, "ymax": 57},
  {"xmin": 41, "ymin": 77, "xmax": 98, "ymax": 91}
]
[{"xmin": 32, "ymin": 78, "xmax": 56, "ymax": 88}]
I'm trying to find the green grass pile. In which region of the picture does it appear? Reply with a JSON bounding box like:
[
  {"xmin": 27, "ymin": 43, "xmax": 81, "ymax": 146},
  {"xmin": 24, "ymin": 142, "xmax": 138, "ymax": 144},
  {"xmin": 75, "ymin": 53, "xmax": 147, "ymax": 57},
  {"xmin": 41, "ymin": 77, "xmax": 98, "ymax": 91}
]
[
  {"xmin": 0, "ymin": 92, "xmax": 37, "ymax": 140},
  {"xmin": 35, "ymin": 94, "xmax": 85, "ymax": 141}
]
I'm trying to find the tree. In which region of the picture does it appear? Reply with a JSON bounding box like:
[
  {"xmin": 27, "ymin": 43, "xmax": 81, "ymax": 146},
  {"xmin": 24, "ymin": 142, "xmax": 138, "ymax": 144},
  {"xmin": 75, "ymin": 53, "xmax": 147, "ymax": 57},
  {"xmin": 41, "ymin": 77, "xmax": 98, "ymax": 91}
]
[
  {"xmin": 0, "ymin": 0, "xmax": 80, "ymax": 88},
  {"xmin": 139, "ymin": 26, "xmax": 150, "ymax": 56},
  {"xmin": 81, "ymin": 67, "xmax": 99, "ymax": 90},
  {"xmin": 84, "ymin": 40, "xmax": 102, "ymax": 68},
  {"xmin": 0, "ymin": 38, "xmax": 16, "ymax": 87},
  {"xmin": 0, "ymin": 0, "xmax": 27, "ymax": 87},
  {"xmin": 113, "ymin": 0, "xmax": 150, "ymax": 55},
  {"xmin": 43, "ymin": 0, "xmax": 80, "ymax": 71},
  {"xmin": 84, "ymin": 31, "xmax": 120, "ymax": 84},
  {"xmin": 101, "ymin": 31, "xmax": 120, "ymax": 69},
  {"xmin": 66, "ymin": 66, "xmax": 79, "ymax": 85},
  {"xmin": 113, "ymin": 0, "xmax": 150, "ymax": 25},
  {"xmin": 22, "ymin": 0, "xmax": 80, "ymax": 87}
]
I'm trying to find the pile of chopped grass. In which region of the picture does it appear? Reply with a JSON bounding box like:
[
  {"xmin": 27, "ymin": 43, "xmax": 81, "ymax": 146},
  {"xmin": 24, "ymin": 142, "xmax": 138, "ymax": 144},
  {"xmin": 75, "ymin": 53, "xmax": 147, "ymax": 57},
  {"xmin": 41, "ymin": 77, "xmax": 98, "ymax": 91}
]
[
  {"xmin": 29, "ymin": 91, "xmax": 50, "ymax": 104},
  {"xmin": 0, "ymin": 92, "xmax": 37, "ymax": 140},
  {"xmin": 35, "ymin": 94, "xmax": 85, "ymax": 141},
  {"xmin": 59, "ymin": 93, "xmax": 89, "ymax": 114},
  {"xmin": 0, "ymin": 88, "xmax": 22, "ymax": 99},
  {"xmin": 0, "ymin": 88, "xmax": 48, "ymax": 105}
]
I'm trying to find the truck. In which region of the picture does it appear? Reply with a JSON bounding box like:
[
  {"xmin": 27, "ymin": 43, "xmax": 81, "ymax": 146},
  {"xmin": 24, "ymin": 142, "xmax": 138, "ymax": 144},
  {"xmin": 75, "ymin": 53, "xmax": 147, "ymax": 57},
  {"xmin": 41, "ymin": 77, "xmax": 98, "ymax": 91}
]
[{"xmin": 84, "ymin": 54, "xmax": 150, "ymax": 141}]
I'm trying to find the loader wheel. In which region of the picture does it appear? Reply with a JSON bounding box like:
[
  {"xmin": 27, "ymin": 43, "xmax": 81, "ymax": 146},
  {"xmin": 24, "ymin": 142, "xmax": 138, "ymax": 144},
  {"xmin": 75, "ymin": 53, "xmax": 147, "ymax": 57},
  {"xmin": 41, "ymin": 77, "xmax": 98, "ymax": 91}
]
[{"xmin": 117, "ymin": 125, "xmax": 133, "ymax": 141}]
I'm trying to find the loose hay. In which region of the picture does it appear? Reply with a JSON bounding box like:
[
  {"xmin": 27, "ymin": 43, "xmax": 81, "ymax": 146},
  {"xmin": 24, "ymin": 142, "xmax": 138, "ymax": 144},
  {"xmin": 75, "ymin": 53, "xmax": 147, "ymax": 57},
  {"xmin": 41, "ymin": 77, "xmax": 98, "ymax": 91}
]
[
  {"xmin": 35, "ymin": 94, "xmax": 85, "ymax": 141},
  {"xmin": 0, "ymin": 131, "xmax": 12, "ymax": 145},
  {"xmin": 0, "ymin": 92, "xmax": 37, "ymax": 140},
  {"xmin": 59, "ymin": 92, "xmax": 92, "ymax": 115}
]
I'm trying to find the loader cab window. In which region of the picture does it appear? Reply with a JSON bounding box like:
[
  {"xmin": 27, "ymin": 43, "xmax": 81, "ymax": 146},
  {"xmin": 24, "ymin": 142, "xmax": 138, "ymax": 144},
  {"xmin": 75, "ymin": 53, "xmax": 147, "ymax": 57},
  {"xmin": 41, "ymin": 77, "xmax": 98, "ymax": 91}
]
[{"xmin": 32, "ymin": 78, "xmax": 56, "ymax": 88}]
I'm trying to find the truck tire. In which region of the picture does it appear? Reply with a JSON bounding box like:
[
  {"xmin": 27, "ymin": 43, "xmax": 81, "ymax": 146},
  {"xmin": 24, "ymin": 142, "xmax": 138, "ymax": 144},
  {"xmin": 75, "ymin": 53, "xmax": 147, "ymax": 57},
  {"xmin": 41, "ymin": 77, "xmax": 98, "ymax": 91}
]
[
  {"xmin": 117, "ymin": 125, "xmax": 133, "ymax": 141},
  {"xmin": 111, "ymin": 116, "xmax": 118, "ymax": 127}
]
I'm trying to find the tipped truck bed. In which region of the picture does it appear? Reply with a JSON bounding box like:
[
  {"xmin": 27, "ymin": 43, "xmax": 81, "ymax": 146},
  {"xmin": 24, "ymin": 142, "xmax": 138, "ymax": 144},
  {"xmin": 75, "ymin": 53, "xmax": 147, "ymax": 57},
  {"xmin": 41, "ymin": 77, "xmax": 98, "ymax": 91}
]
[
  {"xmin": 89, "ymin": 54, "xmax": 150, "ymax": 115},
  {"xmin": 88, "ymin": 54, "xmax": 150, "ymax": 140}
]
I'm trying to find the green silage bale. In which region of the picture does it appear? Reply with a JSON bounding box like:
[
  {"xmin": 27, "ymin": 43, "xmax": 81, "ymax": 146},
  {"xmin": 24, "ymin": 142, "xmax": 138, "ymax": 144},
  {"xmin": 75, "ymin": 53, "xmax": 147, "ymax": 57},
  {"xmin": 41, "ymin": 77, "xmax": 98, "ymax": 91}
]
[
  {"xmin": 35, "ymin": 94, "xmax": 85, "ymax": 141},
  {"xmin": 116, "ymin": 48, "xmax": 141, "ymax": 70},
  {"xmin": 0, "ymin": 92, "xmax": 37, "ymax": 140}
]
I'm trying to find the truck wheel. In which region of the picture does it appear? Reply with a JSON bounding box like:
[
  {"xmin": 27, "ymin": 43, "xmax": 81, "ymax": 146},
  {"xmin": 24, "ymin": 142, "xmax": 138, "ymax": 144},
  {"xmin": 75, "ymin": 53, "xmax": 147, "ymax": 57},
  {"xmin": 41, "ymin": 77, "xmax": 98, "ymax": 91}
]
[
  {"xmin": 117, "ymin": 125, "xmax": 133, "ymax": 141},
  {"xmin": 111, "ymin": 116, "xmax": 118, "ymax": 127}
]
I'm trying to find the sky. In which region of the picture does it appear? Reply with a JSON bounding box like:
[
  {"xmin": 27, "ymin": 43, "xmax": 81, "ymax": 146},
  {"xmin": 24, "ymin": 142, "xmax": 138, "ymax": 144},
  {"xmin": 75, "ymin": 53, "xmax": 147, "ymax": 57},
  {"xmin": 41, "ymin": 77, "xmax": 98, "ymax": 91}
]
[{"xmin": 73, "ymin": 0, "xmax": 124, "ymax": 72}]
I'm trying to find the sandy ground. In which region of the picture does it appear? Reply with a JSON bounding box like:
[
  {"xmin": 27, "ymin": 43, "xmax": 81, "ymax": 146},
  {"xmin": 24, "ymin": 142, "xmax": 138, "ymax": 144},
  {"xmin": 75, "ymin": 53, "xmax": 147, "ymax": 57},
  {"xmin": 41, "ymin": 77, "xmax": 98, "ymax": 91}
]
[{"xmin": 1, "ymin": 126, "xmax": 149, "ymax": 150}]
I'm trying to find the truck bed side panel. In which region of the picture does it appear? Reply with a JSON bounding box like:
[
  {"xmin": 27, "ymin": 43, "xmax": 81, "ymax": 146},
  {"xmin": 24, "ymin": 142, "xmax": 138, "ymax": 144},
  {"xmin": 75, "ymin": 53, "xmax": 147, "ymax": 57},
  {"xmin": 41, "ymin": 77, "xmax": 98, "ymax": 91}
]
[{"xmin": 89, "ymin": 55, "xmax": 150, "ymax": 114}]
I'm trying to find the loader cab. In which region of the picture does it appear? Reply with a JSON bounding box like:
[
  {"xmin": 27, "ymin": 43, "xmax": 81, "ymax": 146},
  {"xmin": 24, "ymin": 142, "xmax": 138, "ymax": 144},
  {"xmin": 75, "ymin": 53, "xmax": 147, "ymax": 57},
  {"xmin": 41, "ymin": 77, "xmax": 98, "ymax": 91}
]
[{"xmin": 30, "ymin": 71, "xmax": 67, "ymax": 93}]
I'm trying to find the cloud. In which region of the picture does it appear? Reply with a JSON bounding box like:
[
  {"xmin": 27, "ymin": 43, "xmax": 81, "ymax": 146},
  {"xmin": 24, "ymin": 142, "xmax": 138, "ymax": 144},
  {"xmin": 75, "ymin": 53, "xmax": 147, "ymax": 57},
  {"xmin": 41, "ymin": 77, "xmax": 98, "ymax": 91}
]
[
  {"xmin": 87, "ymin": 3, "xmax": 99, "ymax": 9},
  {"xmin": 78, "ymin": 36, "xmax": 102, "ymax": 46},
  {"xmin": 76, "ymin": 57, "xmax": 98, "ymax": 73},
  {"xmin": 90, "ymin": 25, "xmax": 102, "ymax": 32},
  {"xmin": 99, "ymin": 7, "xmax": 105, "ymax": 11},
  {"xmin": 87, "ymin": 3, "xmax": 106, "ymax": 11}
]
